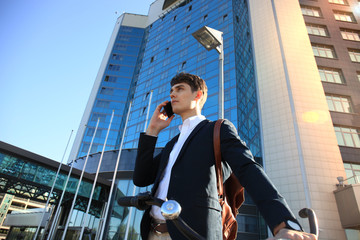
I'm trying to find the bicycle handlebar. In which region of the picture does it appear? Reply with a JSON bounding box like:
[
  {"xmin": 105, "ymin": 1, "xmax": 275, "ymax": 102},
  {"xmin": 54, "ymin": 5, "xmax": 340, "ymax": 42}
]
[
  {"xmin": 117, "ymin": 192, "xmax": 318, "ymax": 240},
  {"xmin": 299, "ymin": 208, "xmax": 319, "ymax": 237}
]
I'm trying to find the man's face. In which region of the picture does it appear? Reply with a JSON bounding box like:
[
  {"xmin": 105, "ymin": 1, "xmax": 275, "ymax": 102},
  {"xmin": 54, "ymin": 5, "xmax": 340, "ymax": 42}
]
[{"xmin": 170, "ymin": 83, "xmax": 199, "ymax": 115}]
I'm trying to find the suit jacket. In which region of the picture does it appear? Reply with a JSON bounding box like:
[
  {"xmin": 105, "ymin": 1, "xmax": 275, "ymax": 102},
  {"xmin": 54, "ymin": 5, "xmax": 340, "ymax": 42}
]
[{"xmin": 133, "ymin": 119, "xmax": 297, "ymax": 239}]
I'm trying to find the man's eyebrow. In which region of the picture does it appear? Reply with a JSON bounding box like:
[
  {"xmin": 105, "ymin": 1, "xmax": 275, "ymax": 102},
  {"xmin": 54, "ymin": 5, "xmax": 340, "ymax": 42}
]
[{"xmin": 170, "ymin": 84, "xmax": 185, "ymax": 92}]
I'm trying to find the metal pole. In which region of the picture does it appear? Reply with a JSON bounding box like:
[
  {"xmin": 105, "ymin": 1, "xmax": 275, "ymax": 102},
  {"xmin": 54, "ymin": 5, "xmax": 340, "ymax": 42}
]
[
  {"xmin": 98, "ymin": 102, "xmax": 132, "ymax": 240},
  {"xmin": 61, "ymin": 119, "xmax": 100, "ymax": 240},
  {"xmin": 217, "ymin": 37, "xmax": 224, "ymax": 119},
  {"xmin": 79, "ymin": 110, "xmax": 115, "ymax": 240},
  {"xmin": 124, "ymin": 184, "xmax": 136, "ymax": 240},
  {"xmin": 47, "ymin": 159, "xmax": 76, "ymax": 240},
  {"xmin": 33, "ymin": 130, "xmax": 74, "ymax": 240},
  {"xmin": 123, "ymin": 94, "xmax": 152, "ymax": 239}
]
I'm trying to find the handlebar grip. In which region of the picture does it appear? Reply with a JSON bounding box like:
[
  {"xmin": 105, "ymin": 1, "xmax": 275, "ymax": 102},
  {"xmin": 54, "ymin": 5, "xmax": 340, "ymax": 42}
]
[
  {"xmin": 299, "ymin": 208, "xmax": 319, "ymax": 237},
  {"xmin": 117, "ymin": 196, "xmax": 137, "ymax": 207}
]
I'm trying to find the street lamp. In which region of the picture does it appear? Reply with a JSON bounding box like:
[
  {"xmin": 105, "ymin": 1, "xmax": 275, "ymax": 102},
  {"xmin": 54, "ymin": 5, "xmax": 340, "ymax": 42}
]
[{"xmin": 192, "ymin": 26, "xmax": 224, "ymax": 119}]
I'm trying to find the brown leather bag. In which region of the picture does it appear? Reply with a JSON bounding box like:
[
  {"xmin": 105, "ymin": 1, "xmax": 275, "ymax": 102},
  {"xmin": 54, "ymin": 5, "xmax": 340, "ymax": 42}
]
[{"xmin": 214, "ymin": 119, "xmax": 245, "ymax": 240}]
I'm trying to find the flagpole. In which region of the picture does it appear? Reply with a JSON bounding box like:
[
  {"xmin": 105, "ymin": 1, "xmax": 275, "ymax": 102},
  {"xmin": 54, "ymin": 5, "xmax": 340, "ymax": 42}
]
[
  {"xmin": 47, "ymin": 158, "xmax": 76, "ymax": 240},
  {"xmin": 123, "ymin": 90, "xmax": 153, "ymax": 239},
  {"xmin": 33, "ymin": 130, "xmax": 74, "ymax": 240},
  {"xmin": 98, "ymin": 102, "xmax": 132, "ymax": 240},
  {"xmin": 79, "ymin": 110, "xmax": 115, "ymax": 240},
  {"xmin": 61, "ymin": 119, "xmax": 100, "ymax": 240}
]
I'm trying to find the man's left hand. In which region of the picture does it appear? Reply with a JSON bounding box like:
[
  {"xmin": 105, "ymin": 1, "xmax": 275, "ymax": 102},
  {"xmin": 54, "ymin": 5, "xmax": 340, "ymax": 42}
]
[{"xmin": 267, "ymin": 228, "xmax": 317, "ymax": 240}]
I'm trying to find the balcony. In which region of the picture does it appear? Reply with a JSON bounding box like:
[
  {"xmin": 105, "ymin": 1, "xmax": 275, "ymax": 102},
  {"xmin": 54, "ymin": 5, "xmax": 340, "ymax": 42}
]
[{"xmin": 333, "ymin": 176, "xmax": 360, "ymax": 230}]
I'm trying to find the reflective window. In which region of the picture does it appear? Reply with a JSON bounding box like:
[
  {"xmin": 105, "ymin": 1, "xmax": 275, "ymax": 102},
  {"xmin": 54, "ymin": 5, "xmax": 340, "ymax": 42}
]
[
  {"xmin": 344, "ymin": 163, "xmax": 360, "ymax": 184},
  {"xmin": 333, "ymin": 11, "xmax": 356, "ymax": 23},
  {"xmin": 312, "ymin": 44, "xmax": 336, "ymax": 58},
  {"xmin": 237, "ymin": 215, "xmax": 259, "ymax": 233},
  {"xmin": 326, "ymin": 94, "xmax": 353, "ymax": 113},
  {"xmin": 301, "ymin": 6, "xmax": 322, "ymax": 17},
  {"xmin": 340, "ymin": 29, "xmax": 360, "ymax": 41},
  {"xmin": 334, "ymin": 126, "xmax": 360, "ymax": 148},
  {"xmin": 318, "ymin": 67, "xmax": 344, "ymax": 84},
  {"xmin": 306, "ymin": 23, "xmax": 328, "ymax": 36},
  {"xmin": 329, "ymin": 0, "xmax": 348, "ymax": 4},
  {"xmin": 348, "ymin": 49, "xmax": 360, "ymax": 62}
]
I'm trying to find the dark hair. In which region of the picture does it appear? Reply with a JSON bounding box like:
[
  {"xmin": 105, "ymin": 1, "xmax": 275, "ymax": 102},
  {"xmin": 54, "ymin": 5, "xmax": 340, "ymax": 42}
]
[{"xmin": 170, "ymin": 72, "xmax": 208, "ymax": 108}]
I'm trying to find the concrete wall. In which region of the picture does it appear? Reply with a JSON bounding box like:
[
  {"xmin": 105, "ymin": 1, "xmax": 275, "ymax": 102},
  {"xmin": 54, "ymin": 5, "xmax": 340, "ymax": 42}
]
[{"xmin": 249, "ymin": 0, "xmax": 347, "ymax": 239}]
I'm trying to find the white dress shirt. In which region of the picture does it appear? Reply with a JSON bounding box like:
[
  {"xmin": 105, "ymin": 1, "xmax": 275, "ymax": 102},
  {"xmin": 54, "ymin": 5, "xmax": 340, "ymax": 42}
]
[{"xmin": 150, "ymin": 115, "xmax": 206, "ymax": 220}]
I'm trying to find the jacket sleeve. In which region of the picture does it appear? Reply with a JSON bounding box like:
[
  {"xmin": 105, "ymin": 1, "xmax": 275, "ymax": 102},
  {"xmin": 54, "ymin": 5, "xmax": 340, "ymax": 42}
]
[
  {"xmin": 219, "ymin": 119, "xmax": 298, "ymax": 233},
  {"xmin": 133, "ymin": 133, "xmax": 162, "ymax": 187}
]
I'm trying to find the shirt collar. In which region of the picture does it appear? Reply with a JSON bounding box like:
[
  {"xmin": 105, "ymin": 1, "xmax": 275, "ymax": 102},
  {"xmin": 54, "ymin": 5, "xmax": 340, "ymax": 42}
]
[{"xmin": 179, "ymin": 115, "xmax": 206, "ymax": 133}]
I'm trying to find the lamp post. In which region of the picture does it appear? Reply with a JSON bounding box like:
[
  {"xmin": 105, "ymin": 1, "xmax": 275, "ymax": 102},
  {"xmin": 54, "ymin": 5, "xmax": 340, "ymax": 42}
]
[{"xmin": 192, "ymin": 26, "xmax": 224, "ymax": 119}]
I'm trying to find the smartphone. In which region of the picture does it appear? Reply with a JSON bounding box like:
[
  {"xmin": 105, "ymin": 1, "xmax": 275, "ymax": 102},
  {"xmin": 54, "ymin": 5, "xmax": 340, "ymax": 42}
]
[{"xmin": 163, "ymin": 101, "xmax": 174, "ymax": 118}]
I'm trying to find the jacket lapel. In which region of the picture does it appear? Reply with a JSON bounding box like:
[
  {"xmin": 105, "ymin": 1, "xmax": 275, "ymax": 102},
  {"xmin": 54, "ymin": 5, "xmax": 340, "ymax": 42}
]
[{"xmin": 175, "ymin": 119, "xmax": 209, "ymax": 164}]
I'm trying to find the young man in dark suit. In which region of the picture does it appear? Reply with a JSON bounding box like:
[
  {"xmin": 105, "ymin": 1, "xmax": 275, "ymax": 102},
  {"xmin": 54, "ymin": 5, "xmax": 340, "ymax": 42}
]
[{"xmin": 133, "ymin": 73, "xmax": 317, "ymax": 240}]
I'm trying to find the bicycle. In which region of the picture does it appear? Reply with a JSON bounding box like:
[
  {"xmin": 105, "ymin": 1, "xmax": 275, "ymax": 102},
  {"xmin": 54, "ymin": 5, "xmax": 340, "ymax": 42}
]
[{"xmin": 117, "ymin": 192, "xmax": 319, "ymax": 240}]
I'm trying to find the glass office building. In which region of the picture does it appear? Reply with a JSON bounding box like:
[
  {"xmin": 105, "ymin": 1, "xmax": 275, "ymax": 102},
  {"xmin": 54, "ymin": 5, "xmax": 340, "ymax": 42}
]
[{"xmin": 69, "ymin": 0, "xmax": 360, "ymax": 239}]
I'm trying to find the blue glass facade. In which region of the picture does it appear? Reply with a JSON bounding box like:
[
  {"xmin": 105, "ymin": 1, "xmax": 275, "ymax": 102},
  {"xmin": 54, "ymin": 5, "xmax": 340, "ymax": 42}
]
[
  {"xmin": 112, "ymin": 0, "xmax": 267, "ymax": 239},
  {"xmin": 77, "ymin": 25, "xmax": 146, "ymax": 158},
  {"xmin": 123, "ymin": 0, "xmax": 239, "ymax": 149}
]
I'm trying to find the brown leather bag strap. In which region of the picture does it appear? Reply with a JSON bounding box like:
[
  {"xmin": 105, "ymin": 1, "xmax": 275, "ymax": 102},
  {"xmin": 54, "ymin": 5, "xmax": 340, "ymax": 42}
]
[{"xmin": 214, "ymin": 119, "xmax": 225, "ymax": 197}]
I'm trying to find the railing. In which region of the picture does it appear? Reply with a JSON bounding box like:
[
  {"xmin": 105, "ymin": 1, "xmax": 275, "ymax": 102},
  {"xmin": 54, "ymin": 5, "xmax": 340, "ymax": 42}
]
[{"xmin": 346, "ymin": 175, "xmax": 360, "ymax": 185}]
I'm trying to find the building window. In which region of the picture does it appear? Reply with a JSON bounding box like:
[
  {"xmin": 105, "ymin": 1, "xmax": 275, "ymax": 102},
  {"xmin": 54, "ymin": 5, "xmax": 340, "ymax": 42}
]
[
  {"xmin": 160, "ymin": 71, "xmax": 168, "ymax": 80},
  {"xmin": 301, "ymin": 6, "xmax": 322, "ymax": 17},
  {"xmin": 163, "ymin": 58, "xmax": 170, "ymax": 67},
  {"xmin": 344, "ymin": 163, "xmax": 360, "ymax": 184},
  {"xmin": 112, "ymin": 54, "xmax": 123, "ymax": 61},
  {"xmin": 108, "ymin": 64, "xmax": 121, "ymax": 71},
  {"xmin": 357, "ymin": 72, "xmax": 360, "ymax": 82},
  {"xmin": 96, "ymin": 100, "xmax": 110, "ymax": 108},
  {"xmin": 184, "ymin": 25, "xmax": 190, "ymax": 32},
  {"xmin": 341, "ymin": 29, "xmax": 360, "ymax": 41},
  {"xmin": 201, "ymin": 14, "xmax": 208, "ymax": 23},
  {"xmin": 114, "ymin": 44, "xmax": 127, "ymax": 51},
  {"xmin": 158, "ymin": 84, "xmax": 167, "ymax": 93},
  {"xmin": 312, "ymin": 44, "xmax": 336, "ymax": 58},
  {"xmin": 306, "ymin": 23, "xmax": 329, "ymax": 37},
  {"xmin": 197, "ymin": 51, "xmax": 206, "ymax": 61},
  {"xmin": 86, "ymin": 128, "xmax": 102, "ymax": 138},
  {"xmin": 104, "ymin": 76, "xmax": 117, "ymax": 83},
  {"xmin": 179, "ymin": 48, "xmax": 188, "ymax": 58},
  {"xmin": 333, "ymin": 11, "xmax": 356, "ymax": 23},
  {"xmin": 91, "ymin": 113, "xmax": 106, "ymax": 122},
  {"xmin": 329, "ymin": 0, "xmax": 347, "ymax": 5},
  {"xmin": 348, "ymin": 49, "xmax": 360, "ymax": 62},
  {"xmin": 178, "ymin": 61, "xmax": 187, "ymax": 71},
  {"xmin": 326, "ymin": 94, "xmax": 353, "ymax": 113},
  {"xmin": 221, "ymin": 14, "xmax": 228, "ymax": 23},
  {"xmin": 148, "ymin": 66, "xmax": 155, "ymax": 74},
  {"xmin": 318, "ymin": 67, "xmax": 344, "ymax": 84},
  {"xmin": 100, "ymin": 87, "xmax": 114, "ymax": 95},
  {"xmin": 334, "ymin": 126, "xmax": 360, "ymax": 148}
]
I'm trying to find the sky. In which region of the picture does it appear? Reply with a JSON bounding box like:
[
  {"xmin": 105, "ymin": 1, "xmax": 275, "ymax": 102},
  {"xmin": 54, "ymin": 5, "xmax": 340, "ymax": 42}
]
[{"xmin": 0, "ymin": 0, "xmax": 154, "ymax": 162}]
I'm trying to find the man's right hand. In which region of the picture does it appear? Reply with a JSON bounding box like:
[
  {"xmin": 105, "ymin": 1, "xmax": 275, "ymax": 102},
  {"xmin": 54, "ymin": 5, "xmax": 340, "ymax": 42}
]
[{"xmin": 146, "ymin": 101, "xmax": 175, "ymax": 137}]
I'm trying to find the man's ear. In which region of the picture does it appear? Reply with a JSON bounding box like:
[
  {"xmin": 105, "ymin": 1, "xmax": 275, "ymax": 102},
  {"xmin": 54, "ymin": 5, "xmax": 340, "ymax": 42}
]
[{"xmin": 195, "ymin": 90, "xmax": 203, "ymax": 101}]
